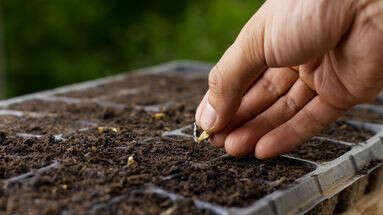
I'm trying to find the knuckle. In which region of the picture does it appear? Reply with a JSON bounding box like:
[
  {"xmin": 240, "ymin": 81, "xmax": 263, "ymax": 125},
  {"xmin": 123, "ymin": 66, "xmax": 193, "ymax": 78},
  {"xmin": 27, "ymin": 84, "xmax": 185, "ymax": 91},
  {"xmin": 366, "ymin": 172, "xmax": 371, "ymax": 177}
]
[
  {"xmin": 301, "ymin": 108, "xmax": 327, "ymax": 132},
  {"xmin": 238, "ymin": 21, "xmax": 266, "ymax": 68},
  {"xmin": 263, "ymin": 116, "xmax": 278, "ymax": 130},
  {"xmin": 281, "ymin": 95, "xmax": 300, "ymax": 115},
  {"xmin": 358, "ymin": 0, "xmax": 383, "ymax": 34},
  {"xmin": 259, "ymin": 77, "xmax": 282, "ymax": 98},
  {"xmin": 242, "ymin": 32, "xmax": 257, "ymax": 64},
  {"xmin": 208, "ymin": 63, "xmax": 242, "ymax": 97},
  {"xmin": 208, "ymin": 64, "xmax": 226, "ymax": 96}
]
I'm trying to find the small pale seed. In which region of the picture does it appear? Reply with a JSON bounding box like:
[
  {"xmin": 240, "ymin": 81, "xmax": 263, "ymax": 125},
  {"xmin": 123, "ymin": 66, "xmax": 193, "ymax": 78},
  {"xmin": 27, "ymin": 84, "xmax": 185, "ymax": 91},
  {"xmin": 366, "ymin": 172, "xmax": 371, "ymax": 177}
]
[
  {"xmin": 153, "ymin": 112, "xmax": 166, "ymax": 120},
  {"xmin": 128, "ymin": 156, "xmax": 135, "ymax": 167},
  {"xmin": 197, "ymin": 131, "xmax": 210, "ymax": 143}
]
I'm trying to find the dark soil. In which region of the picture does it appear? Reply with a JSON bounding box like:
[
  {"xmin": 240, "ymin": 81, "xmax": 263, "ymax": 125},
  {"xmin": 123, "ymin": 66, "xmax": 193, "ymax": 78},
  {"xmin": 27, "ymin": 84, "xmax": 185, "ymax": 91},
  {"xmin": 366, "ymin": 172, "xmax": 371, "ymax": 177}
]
[
  {"xmin": 56, "ymin": 75, "xmax": 208, "ymax": 105},
  {"xmin": 0, "ymin": 191, "xmax": 209, "ymax": 215},
  {"xmin": 344, "ymin": 108, "xmax": 383, "ymax": 124},
  {"xmin": 319, "ymin": 120, "xmax": 374, "ymax": 143},
  {"xmin": 156, "ymin": 156, "xmax": 314, "ymax": 207},
  {"xmin": 1, "ymin": 99, "xmax": 197, "ymax": 137},
  {"xmin": 93, "ymin": 192, "xmax": 211, "ymax": 215},
  {"xmin": 288, "ymin": 139, "xmax": 351, "ymax": 163},
  {"xmin": 0, "ymin": 126, "xmax": 314, "ymax": 214},
  {"xmin": 0, "ymin": 114, "xmax": 99, "ymax": 136},
  {"xmin": 0, "ymin": 72, "xmax": 375, "ymax": 214},
  {"xmin": 6, "ymin": 99, "xmax": 110, "ymax": 115},
  {"xmin": 371, "ymin": 98, "xmax": 383, "ymax": 106}
]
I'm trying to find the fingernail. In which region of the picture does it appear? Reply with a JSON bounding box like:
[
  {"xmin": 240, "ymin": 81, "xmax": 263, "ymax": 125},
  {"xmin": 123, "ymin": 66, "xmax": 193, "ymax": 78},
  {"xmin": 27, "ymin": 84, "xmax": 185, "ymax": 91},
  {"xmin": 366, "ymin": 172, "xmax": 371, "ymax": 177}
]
[{"xmin": 200, "ymin": 102, "xmax": 217, "ymax": 131}]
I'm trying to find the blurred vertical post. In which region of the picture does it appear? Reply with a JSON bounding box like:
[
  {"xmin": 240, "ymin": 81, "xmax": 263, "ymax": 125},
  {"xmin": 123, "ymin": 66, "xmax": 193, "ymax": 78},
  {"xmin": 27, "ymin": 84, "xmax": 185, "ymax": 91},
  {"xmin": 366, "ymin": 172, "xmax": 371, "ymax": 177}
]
[{"xmin": 0, "ymin": 0, "xmax": 5, "ymax": 98}]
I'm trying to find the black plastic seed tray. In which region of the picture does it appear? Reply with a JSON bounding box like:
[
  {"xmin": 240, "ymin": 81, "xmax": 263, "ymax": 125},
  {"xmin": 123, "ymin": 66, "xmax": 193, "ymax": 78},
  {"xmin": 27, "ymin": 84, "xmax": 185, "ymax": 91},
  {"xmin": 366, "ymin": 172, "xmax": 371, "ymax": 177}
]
[{"xmin": 0, "ymin": 60, "xmax": 382, "ymax": 215}]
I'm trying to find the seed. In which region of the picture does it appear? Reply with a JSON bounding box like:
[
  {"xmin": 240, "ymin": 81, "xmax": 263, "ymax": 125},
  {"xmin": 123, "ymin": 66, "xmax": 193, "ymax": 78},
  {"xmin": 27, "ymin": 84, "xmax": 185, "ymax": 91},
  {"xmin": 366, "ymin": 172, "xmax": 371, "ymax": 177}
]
[
  {"xmin": 193, "ymin": 122, "xmax": 210, "ymax": 143},
  {"xmin": 111, "ymin": 128, "xmax": 118, "ymax": 133},
  {"xmin": 97, "ymin": 127, "xmax": 119, "ymax": 133},
  {"xmin": 97, "ymin": 127, "xmax": 105, "ymax": 133},
  {"xmin": 128, "ymin": 155, "xmax": 135, "ymax": 167},
  {"xmin": 160, "ymin": 206, "xmax": 176, "ymax": 215},
  {"xmin": 153, "ymin": 112, "xmax": 166, "ymax": 120},
  {"xmin": 52, "ymin": 187, "xmax": 57, "ymax": 194},
  {"xmin": 91, "ymin": 146, "xmax": 97, "ymax": 152},
  {"xmin": 197, "ymin": 131, "xmax": 210, "ymax": 143}
]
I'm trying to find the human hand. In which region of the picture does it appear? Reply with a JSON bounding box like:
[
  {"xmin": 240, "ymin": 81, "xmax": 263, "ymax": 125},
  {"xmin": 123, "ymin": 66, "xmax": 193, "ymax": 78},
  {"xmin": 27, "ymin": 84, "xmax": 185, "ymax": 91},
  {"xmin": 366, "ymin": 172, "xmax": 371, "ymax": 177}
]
[{"xmin": 195, "ymin": 0, "xmax": 383, "ymax": 159}]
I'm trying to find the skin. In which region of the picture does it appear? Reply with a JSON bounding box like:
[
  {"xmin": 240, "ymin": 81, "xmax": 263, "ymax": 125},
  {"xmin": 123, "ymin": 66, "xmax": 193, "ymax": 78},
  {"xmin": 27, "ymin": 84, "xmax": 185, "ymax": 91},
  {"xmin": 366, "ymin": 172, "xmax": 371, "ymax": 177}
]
[{"xmin": 195, "ymin": 0, "xmax": 383, "ymax": 159}]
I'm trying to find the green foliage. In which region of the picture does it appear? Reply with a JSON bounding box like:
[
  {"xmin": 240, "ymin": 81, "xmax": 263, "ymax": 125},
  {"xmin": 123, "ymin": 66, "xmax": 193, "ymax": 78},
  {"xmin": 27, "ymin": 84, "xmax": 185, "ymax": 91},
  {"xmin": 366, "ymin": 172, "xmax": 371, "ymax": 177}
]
[{"xmin": 2, "ymin": 0, "xmax": 264, "ymax": 97}]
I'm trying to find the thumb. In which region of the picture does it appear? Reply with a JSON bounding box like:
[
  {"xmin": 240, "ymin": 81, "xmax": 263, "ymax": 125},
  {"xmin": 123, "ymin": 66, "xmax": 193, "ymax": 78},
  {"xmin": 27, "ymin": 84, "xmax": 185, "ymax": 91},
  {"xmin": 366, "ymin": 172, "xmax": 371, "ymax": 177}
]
[{"xmin": 196, "ymin": 0, "xmax": 355, "ymax": 133}]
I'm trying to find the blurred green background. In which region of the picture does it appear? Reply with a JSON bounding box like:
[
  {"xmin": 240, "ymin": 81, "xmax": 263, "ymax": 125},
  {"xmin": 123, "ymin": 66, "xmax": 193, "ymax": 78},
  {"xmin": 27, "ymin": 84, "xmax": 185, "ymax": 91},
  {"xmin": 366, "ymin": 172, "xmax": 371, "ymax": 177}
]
[{"xmin": 0, "ymin": 0, "xmax": 264, "ymax": 98}]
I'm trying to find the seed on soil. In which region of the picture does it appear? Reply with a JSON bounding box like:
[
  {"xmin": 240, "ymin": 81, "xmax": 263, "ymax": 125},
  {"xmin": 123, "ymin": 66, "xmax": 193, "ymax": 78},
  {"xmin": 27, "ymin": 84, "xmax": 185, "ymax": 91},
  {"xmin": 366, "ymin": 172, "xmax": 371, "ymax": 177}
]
[
  {"xmin": 159, "ymin": 206, "xmax": 176, "ymax": 215},
  {"xmin": 97, "ymin": 126, "xmax": 119, "ymax": 133},
  {"xmin": 153, "ymin": 112, "xmax": 166, "ymax": 120},
  {"xmin": 128, "ymin": 155, "xmax": 136, "ymax": 167}
]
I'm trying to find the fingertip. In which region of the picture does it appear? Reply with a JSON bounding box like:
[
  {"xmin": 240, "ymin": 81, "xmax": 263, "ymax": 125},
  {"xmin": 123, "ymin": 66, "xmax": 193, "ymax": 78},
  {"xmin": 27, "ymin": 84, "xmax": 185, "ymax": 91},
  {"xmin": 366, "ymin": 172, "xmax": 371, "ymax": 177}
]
[
  {"xmin": 255, "ymin": 131, "xmax": 299, "ymax": 159},
  {"xmin": 224, "ymin": 132, "xmax": 254, "ymax": 157},
  {"xmin": 209, "ymin": 133, "xmax": 226, "ymax": 148},
  {"xmin": 255, "ymin": 134, "xmax": 283, "ymax": 159},
  {"xmin": 255, "ymin": 141, "xmax": 270, "ymax": 160}
]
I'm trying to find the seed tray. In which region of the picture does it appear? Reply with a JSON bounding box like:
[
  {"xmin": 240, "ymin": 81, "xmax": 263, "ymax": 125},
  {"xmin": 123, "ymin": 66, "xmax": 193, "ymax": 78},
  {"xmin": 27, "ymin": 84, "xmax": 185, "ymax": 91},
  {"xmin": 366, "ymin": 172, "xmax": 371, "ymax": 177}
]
[{"xmin": 0, "ymin": 60, "xmax": 382, "ymax": 214}]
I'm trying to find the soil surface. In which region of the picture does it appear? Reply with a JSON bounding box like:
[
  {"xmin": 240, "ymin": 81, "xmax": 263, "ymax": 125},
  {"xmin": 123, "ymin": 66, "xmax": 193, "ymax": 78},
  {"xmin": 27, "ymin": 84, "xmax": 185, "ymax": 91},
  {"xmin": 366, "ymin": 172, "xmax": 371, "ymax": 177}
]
[
  {"xmin": 0, "ymin": 72, "xmax": 376, "ymax": 214},
  {"xmin": 288, "ymin": 139, "xmax": 351, "ymax": 163},
  {"xmin": 344, "ymin": 108, "xmax": 383, "ymax": 124},
  {"xmin": 156, "ymin": 156, "xmax": 313, "ymax": 207},
  {"xmin": 0, "ymin": 126, "xmax": 314, "ymax": 213},
  {"xmin": 56, "ymin": 75, "xmax": 208, "ymax": 105},
  {"xmin": 319, "ymin": 120, "xmax": 374, "ymax": 143}
]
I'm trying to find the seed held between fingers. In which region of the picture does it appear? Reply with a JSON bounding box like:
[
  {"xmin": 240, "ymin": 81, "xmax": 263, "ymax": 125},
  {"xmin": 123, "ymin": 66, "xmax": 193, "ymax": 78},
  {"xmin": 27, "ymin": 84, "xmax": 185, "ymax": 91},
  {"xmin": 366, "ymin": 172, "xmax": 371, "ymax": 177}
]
[{"xmin": 193, "ymin": 122, "xmax": 210, "ymax": 143}]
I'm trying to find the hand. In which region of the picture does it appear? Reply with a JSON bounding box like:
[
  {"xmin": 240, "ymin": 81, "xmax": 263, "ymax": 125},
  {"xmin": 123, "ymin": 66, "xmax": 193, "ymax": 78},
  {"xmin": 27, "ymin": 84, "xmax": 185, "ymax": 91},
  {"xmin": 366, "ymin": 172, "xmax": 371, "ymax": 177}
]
[{"xmin": 195, "ymin": 0, "xmax": 383, "ymax": 159}]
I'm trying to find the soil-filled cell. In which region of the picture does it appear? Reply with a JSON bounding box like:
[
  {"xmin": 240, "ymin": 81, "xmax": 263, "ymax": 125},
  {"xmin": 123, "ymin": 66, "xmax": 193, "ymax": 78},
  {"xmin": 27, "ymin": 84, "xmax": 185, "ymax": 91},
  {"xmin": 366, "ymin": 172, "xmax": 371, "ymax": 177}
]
[
  {"xmin": 344, "ymin": 108, "xmax": 383, "ymax": 124},
  {"xmin": 89, "ymin": 192, "xmax": 212, "ymax": 215},
  {"xmin": 0, "ymin": 114, "xmax": 97, "ymax": 135},
  {"xmin": 1, "ymin": 181, "xmax": 211, "ymax": 215},
  {"xmin": 5, "ymin": 99, "xmax": 113, "ymax": 115},
  {"xmin": 288, "ymin": 138, "xmax": 351, "ymax": 163},
  {"xmin": 4, "ymin": 99, "xmax": 199, "ymax": 135},
  {"xmin": 156, "ymin": 156, "xmax": 315, "ymax": 207},
  {"xmin": 319, "ymin": 120, "xmax": 374, "ymax": 143},
  {"xmin": 56, "ymin": 75, "xmax": 208, "ymax": 104},
  {"xmin": 0, "ymin": 137, "xmax": 53, "ymax": 179}
]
